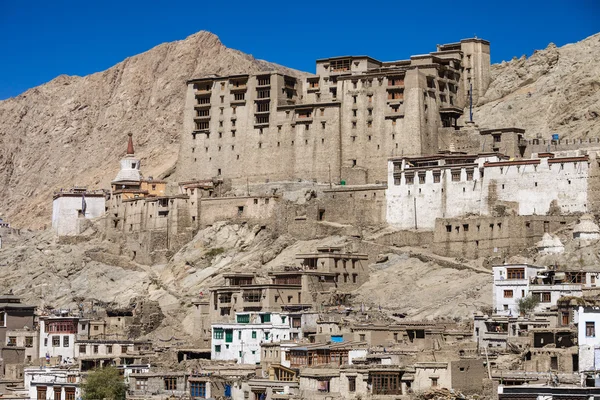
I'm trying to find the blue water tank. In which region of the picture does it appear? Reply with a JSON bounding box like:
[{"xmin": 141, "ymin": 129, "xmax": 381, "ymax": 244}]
[{"xmin": 552, "ymin": 134, "xmax": 559, "ymax": 141}]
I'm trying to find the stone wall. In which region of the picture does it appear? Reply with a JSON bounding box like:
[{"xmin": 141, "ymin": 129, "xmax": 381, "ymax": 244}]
[
  {"xmin": 199, "ymin": 196, "xmax": 278, "ymax": 229},
  {"xmin": 433, "ymin": 215, "xmax": 574, "ymax": 259},
  {"xmin": 176, "ymin": 40, "xmax": 491, "ymax": 187}
]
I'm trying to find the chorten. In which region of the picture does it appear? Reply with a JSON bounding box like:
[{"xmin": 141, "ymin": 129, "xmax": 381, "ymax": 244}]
[
  {"xmin": 573, "ymin": 214, "xmax": 600, "ymax": 241},
  {"xmin": 536, "ymin": 233, "xmax": 564, "ymax": 255},
  {"xmin": 112, "ymin": 133, "xmax": 142, "ymax": 185}
]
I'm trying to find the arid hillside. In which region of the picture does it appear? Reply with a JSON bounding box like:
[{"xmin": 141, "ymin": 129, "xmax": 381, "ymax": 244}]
[
  {"xmin": 1, "ymin": 31, "xmax": 598, "ymax": 229},
  {"xmin": 0, "ymin": 31, "xmax": 303, "ymax": 229},
  {"xmin": 473, "ymin": 33, "xmax": 600, "ymax": 138},
  {"xmin": 0, "ymin": 222, "xmax": 491, "ymax": 342}
]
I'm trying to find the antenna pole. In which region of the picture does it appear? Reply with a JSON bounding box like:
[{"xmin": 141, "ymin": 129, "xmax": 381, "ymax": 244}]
[{"xmin": 469, "ymin": 82, "xmax": 473, "ymax": 123}]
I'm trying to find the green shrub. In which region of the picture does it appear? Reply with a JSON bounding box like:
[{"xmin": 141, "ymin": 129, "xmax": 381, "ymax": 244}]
[{"xmin": 81, "ymin": 367, "xmax": 126, "ymax": 400}]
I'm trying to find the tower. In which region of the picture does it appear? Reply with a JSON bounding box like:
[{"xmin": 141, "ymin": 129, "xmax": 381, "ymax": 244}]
[{"xmin": 112, "ymin": 133, "xmax": 142, "ymax": 191}]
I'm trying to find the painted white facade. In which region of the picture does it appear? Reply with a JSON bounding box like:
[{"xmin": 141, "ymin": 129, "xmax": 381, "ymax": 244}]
[
  {"xmin": 492, "ymin": 265, "xmax": 593, "ymax": 316},
  {"xmin": 39, "ymin": 317, "xmax": 89, "ymax": 363},
  {"xmin": 536, "ymin": 233, "xmax": 564, "ymax": 255},
  {"xmin": 211, "ymin": 312, "xmax": 294, "ymax": 365},
  {"xmin": 577, "ymin": 307, "xmax": 600, "ymax": 372},
  {"xmin": 25, "ymin": 367, "xmax": 81, "ymax": 400},
  {"xmin": 386, "ymin": 153, "xmax": 592, "ymax": 230},
  {"xmin": 52, "ymin": 193, "xmax": 105, "ymax": 236},
  {"xmin": 113, "ymin": 156, "xmax": 142, "ymax": 183},
  {"xmin": 492, "ymin": 264, "xmax": 545, "ymax": 316}
]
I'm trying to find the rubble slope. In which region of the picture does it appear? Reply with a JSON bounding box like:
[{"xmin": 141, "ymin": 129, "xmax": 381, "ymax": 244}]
[{"xmin": 0, "ymin": 223, "xmax": 492, "ymax": 343}]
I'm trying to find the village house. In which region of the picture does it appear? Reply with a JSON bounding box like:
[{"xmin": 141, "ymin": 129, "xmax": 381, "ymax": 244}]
[
  {"xmin": 492, "ymin": 263, "xmax": 600, "ymax": 317},
  {"xmin": 211, "ymin": 312, "xmax": 294, "ymax": 364},
  {"xmin": 577, "ymin": 306, "xmax": 600, "ymax": 375},
  {"xmin": 127, "ymin": 365, "xmax": 255, "ymax": 400},
  {"xmin": 74, "ymin": 339, "xmax": 153, "ymax": 371},
  {"xmin": 38, "ymin": 314, "xmax": 90, "ymax": 365},
  {"xmin": 0, "ymin": 294, "xmax": 36, "ymax": 381},
  {"xmin": 24, "ymin": 366, "xmax": 80, "ymax": 400}
]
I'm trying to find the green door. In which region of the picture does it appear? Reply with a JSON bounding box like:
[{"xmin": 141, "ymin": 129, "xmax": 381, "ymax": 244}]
[{"xmin": 225, "ymin": 329, "xmax": 233, "ymax": 343}]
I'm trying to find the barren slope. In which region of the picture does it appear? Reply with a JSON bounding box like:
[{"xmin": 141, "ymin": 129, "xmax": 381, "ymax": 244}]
[
  {"xmin": 473, "ymin": 33, "xmax": 600, "ymax": 138},
  {"xmin": 0, "ymin": 222, "xmax": 492, "ymax": 342},
  {"xmin": 0, "ymin": 31, "xmax": 305, "ymax": 228}
]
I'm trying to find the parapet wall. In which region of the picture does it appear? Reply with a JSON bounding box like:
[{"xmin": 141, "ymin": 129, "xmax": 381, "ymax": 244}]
[{"xmin": 432, "ymin": 215, "xmax": 575, "ymax": 259}]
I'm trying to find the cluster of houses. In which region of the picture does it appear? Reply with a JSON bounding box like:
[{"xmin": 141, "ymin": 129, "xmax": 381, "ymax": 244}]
[
  {"xmin": 9, "ymin": 35, "xmax": 600, "ymax": 400},
  {"xmin": 0, "ymin": 242, "xmax": 486, "ymax": 399}
]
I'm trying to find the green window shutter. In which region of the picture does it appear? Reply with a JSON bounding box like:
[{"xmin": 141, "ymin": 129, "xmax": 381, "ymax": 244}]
[{"xmin": 252, "ymin": 331, "xmax": 257, "ymax": 339}]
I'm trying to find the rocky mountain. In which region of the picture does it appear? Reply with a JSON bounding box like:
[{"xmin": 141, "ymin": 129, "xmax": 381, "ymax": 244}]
[
  {"xmin": 473, "ymin": 33, "xmax": 600, "ymax": 138},
  {"xmin": 1, "ymin": 31, "xmax": 598, "ymax": 229},
  {"xmin": 0, "ymin": 31, "xmax": 304, "ymax": 229}
]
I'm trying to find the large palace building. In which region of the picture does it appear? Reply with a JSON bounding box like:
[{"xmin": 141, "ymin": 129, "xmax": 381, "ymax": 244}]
[{"xmin": 176, "ymin": 39, "xmax": 490, "ymax": 186}]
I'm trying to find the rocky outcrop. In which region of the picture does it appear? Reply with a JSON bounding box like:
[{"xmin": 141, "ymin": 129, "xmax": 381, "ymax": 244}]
[
  {"xmin": 473, "ymin": 33, "xmax": 600, "ymax": 139},
  {"xmin": 0, "ymin": 31, "xmax": 304, "ymax": 228}
]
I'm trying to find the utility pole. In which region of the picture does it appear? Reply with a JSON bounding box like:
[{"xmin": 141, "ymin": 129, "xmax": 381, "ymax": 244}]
[
  {"xmin": 414, "ymin": 198, "xmax": 418, "ymax": 230},
  {"xmin": 469, "ymin": 82, "xmax": 473, "ymax": 123},
  {"xmin": 328, "ymin": 164, "xmax": 332, "ymax": 189}
]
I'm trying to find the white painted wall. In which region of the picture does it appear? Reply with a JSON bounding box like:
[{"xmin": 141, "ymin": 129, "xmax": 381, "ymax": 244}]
[
  {"xmin": 39, "ymin": 319, "xmax": 80, "ymax": 361},
  {"xmin": 386, "ymin": 155, "xmax": 591, "ymax": 230},
  {"xmin": 25, "ymin": 367, "xmax": 81, "ymax": 400},
  {"xmin": 52, "ymin": 195, "xmax": 105, "ymax": 236},
  {"xmin": 577, "ymin": 307, "xmax": 600, "ymax": 372},
  {"xmin": 492, "ymin": 265, "xmax": 544, "ymax": 316},
  {"xmin": 211, "ymin": 313, "xmax": 292, "ymax": 364}
]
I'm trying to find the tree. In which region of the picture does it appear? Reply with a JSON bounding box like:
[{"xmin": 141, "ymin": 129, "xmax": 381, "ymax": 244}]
[
  {"xmin": 81, "ymin": 367, "xmax": 126, "ymax": 400},
  {"xmin": 517, "ymin": 295, "xmax": 540, "ymax": 316}
]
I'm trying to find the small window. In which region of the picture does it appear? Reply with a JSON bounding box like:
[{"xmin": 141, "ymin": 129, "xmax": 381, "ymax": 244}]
[
  {"xmin": 504, "ymin": 290, "xmax": 513, "ymax": 298},
  {"xmin": 587, "ymin": 322, "xmax": 595, "ymax": 337},
  {"xmin": 164, "ymin": 377, "xmax": 177, "ymax": 391},
  {"xmin": 348, "ymin": 377, "xmax": 356, "ymax": 392}
]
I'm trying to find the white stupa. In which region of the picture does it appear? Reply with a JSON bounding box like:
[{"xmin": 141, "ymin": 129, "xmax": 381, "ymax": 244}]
[
  {"xmin": 573, "ymin": 214, "xmax": 600, "ymax": 241},
  {"xmin": 536, "ymin": 233, "xmax": 564, "ymax": 255},
  {"xmin": 112, "ymin": 133, "xmax": 142, "ymax": 184}
]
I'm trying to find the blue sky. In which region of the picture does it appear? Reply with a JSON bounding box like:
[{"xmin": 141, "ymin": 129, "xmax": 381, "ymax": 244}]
[{"xmin": 0, "ymin": 0, "xmax": 598, "ymax": 100}]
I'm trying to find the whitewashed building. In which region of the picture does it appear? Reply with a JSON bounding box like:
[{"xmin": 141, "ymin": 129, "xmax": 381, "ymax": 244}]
[
  {"xmin": 492, "ymin": 264, "xmax": 591, "ymax": 316},
  {"xmin": 577, "ymin": 306, "xmax": 600, "ymax": 372},
  {"xmin": 24, "ymin": 367, "xmax": 81, "ymax": 400},
  {"xmin": 211, "ymin": 312, "xmax": 294, "ymax": 364},
  {"xmin": 52, "ymin": 188, "xmax": 106, "ymax": 236},
  {"xmin": 386, "ymin": 152, "xmax": 594, "ymax": 230},
  {"xmin": 39, "ymin": 316, "xmax": 90, "ymax": 363},
  {"xmin": 492, "ymin": 264, "xmax": 545, "ymax": 316}
]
